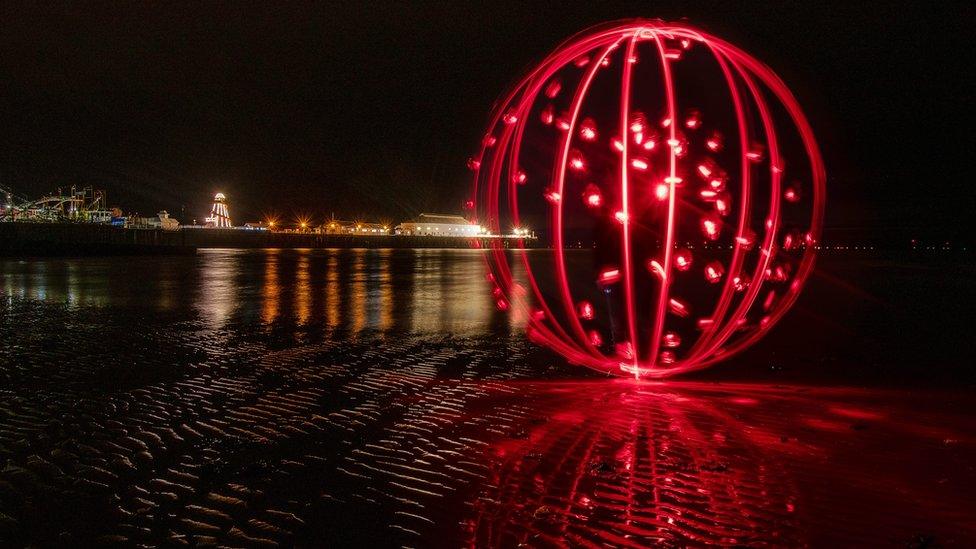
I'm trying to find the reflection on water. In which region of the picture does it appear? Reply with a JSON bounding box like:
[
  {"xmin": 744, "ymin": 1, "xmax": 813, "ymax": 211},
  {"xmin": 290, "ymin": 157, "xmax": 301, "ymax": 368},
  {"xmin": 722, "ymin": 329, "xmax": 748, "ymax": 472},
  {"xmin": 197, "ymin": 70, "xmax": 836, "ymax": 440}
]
[{"xmin": 0, "ymin": 248, "xmax": 521, "ymax": 337}]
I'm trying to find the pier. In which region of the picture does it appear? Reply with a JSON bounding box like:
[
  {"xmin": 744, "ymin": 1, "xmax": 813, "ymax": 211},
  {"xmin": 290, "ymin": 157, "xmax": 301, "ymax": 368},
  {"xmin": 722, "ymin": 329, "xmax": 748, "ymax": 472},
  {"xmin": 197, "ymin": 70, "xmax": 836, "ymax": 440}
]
[{"xmin": 0, "ymin": 223, "xmax": 537, "ymax": 257}]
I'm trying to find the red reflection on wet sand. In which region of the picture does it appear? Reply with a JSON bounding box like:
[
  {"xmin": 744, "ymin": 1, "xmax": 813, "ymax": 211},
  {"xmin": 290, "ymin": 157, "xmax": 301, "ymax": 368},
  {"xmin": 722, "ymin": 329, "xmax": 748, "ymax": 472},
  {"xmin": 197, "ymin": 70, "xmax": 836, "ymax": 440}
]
[{"xmin": 462, "ymin": 381, "xmax": 975, "ymax": 547}]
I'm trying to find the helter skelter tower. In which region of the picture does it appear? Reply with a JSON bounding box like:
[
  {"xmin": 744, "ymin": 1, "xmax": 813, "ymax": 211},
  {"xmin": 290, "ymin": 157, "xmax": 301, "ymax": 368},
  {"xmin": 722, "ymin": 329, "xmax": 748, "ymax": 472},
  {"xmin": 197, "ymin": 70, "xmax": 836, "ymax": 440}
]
[
  {"xmin": 205, "ymin": 192, "xmax": 232, "ymax": 228},
  {"xmin": 470, "ymin": 20, "xmax": 825, "ymax": 379}
]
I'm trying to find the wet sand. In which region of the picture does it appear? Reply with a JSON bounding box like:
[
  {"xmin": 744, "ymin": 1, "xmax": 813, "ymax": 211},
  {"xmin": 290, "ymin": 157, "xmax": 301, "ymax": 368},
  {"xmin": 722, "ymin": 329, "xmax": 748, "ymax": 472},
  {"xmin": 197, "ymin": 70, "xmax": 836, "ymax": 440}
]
[{"xmin": 1, "ymin": 249, "xmax": 974, "ymax": 546}]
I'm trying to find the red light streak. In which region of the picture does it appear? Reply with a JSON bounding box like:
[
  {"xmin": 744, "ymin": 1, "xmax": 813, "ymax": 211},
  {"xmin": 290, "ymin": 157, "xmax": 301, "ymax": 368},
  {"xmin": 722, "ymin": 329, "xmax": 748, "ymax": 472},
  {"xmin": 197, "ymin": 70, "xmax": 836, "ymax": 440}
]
[{"xmin": 471, "ymin": 20, "xmax": 825, "ymax": 378}]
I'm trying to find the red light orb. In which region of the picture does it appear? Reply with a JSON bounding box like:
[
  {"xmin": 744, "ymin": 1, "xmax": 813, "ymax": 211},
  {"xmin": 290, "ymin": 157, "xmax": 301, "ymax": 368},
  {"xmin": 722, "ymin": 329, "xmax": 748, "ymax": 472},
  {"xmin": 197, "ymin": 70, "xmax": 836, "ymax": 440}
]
[{"xmin": 470, "ymin": 20, "xmax": 825, "ymax": 378}]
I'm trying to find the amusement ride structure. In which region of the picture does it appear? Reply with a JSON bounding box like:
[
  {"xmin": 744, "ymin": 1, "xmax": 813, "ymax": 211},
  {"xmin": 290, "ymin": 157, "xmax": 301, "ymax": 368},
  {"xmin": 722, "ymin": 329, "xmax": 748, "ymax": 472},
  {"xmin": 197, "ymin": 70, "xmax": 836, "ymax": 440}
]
[{"xmin": 204, "ymin": 193, "xmax": 232, "ymax": 228}]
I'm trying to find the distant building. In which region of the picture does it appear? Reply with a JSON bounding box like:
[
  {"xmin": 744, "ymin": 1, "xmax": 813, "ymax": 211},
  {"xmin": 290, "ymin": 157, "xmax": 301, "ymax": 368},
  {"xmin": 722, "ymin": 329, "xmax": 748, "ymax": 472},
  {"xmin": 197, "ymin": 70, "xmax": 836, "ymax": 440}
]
[
  {"xmin": 127, "ymin": 211, "xmax": 180, "ymax": 231},
  {"xmin": 321, "ymin": 220, "xmax": 389, "ymax": 235},
  {"xmin": 395, "ymin": 213, "xmax": 481, "ymax": 236}
]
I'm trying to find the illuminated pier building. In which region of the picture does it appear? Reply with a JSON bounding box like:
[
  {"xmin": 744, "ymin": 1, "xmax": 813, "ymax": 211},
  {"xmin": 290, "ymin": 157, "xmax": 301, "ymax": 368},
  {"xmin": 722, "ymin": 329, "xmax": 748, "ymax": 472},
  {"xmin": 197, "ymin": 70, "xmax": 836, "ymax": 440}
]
[
  {"xmin": 395, "ymin": 213, "xmax": 482, "ymax": 236},
  {"xmin": 322, "ymin": 220, "xmax": 390, "ymax": 235}
]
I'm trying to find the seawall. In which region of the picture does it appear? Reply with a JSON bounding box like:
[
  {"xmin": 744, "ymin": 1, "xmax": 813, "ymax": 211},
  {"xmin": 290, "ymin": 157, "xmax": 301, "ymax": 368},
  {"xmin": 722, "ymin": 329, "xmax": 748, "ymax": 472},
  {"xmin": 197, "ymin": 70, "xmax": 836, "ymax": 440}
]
[
  {"xmin": 0, "ymin": 223, "xmax": 195, "ymax": 257},
  {"xmin": 0, "ymin": 223, "xmax": 536, "ymax": 257},
  {"xmin": 180, "ymin": 227, "xmax": 529, "ymax": 249}
]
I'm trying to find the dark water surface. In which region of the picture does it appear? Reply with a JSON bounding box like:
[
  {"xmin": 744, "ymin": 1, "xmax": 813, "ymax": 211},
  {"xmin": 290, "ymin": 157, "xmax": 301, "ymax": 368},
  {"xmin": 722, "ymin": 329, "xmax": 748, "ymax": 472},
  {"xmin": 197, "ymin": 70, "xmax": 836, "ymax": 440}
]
[{"xmin": 1, "ymin": 249, "xmax": 974, "ymax": 546}]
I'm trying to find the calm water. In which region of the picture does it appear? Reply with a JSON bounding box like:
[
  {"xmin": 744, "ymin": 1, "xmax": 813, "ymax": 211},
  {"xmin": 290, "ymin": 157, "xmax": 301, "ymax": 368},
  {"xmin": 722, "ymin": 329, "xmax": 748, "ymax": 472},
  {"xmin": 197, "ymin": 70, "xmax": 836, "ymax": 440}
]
[
  {"xmin": 0, "ymin": 248, "xmax": 523, "ymax": 336},
  {"xmin": 1, "ymin": 249, "xmax": 974, "ymax": 546}
]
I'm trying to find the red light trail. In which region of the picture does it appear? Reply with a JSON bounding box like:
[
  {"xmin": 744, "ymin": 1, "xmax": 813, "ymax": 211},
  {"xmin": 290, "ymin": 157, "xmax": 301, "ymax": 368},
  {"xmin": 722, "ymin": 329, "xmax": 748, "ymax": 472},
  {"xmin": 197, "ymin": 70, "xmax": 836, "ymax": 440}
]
[{"xmin": 470, "ymin": 20, "xmax": 825, "ymax": 378}]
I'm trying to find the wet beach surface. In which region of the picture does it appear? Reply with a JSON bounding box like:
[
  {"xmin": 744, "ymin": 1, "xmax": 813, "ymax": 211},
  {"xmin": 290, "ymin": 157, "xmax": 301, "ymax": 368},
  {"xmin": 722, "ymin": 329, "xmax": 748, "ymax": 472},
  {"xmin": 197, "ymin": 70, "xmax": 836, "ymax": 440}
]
[{"xmin": 1, "ymin": 249, "xmax": 974, "ymax": 546}]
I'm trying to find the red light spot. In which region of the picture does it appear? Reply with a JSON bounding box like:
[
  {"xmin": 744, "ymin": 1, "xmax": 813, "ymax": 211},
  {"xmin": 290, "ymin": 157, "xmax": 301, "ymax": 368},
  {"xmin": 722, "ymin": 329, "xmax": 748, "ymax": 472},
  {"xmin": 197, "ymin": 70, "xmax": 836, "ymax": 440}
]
[
  {"xmin": 706, "ymin": 131, "xmax": 723, "ymax": 152},
  {"xmin": 630, "ymin": 113, "xmax": 646, "ymax": 134},
  {"xmin": 704, "ymin": 261, "xmax": 724, "ymax": 283},
  {"xmin": 702, "ymin": 214, "xmax": 721, "ymax": 240},
  {"xmin": 784, "ymin": 185, "xmax": 801, "ymax": 203},
  {"xmin": 545, "ymin": 79, "xmax": 562, "ymax": 99},
  {"xmin": 715, "ymin": 192, "xmax": 732, "ymax": 216},
  {"xmin": 569, "ymin": 150, "xmax": 585, "ymax": 170},
  {"xmin": 579, "ymin": 118, "xmax": 598, "ymax": 141},
  {"xmin": 540, "ymin": 105, "xmax": 554, "ymax": 125},
  {"xmin": 598, "ymin": 268, "xmax": 620, "ymax": 286},
  {"xmin": 646, "ymin": 259, "xmax": 665, "ymax": 280},
  {"xmin": 654, "ymin": 183, "xmax": 669, "ymax": 200},
  {"xmin": 669, "ymin": 298, "xmax": 690, "ymax": 317},
  {"xmin": 578, "ymin": 301, "xmax": 594, "ymax": 320},
  {"xmin": 512, "ymin": 171, "xmax": 527, "ymax": 185},
  {"xmin": 735, "ymin": 229, "xmax": 757, "ymax": 250},
  {"xmin": 583, "ymin": 184, "xmax": 603, "ymax": 208},
  {"xmin": 747, "ymin": 144, "xmax": 765, "ymax": 162},
  {"xmin": 674, "ymin": 249, "xmax": 692, "ymax": 271},
  {"xmin": 733, "ymin": 274, "xmax": 751, "ymax": 292},
  {"xmin": 631, "ymin": 158, "xmax": 649, "ymax": 171}
]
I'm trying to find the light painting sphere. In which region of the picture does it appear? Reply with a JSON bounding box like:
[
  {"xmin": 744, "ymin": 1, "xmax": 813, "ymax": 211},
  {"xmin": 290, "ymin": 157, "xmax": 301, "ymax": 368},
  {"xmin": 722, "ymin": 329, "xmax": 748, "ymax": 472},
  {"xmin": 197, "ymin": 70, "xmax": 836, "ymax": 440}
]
[{"xmin": 469, "ymin": 20, "xmax": 825, "ymax": 378}]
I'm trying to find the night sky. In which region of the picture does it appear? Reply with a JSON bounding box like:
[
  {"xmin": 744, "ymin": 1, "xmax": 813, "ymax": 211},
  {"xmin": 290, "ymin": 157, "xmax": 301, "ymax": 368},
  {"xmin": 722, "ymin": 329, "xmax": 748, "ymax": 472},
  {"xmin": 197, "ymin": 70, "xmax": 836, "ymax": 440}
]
[{"xmin": 1, "ymin": 2, "xmax": 971, "ymax": 243}]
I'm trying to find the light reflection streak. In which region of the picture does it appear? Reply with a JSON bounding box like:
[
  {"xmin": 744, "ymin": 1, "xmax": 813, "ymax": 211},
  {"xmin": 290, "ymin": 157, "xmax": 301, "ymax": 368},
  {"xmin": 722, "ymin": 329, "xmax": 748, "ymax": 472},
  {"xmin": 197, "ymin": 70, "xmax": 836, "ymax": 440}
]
[
  {"xmin": 295, "ymin": 250, "xmax": 311, "ymax": 325},
  {"xmin": 262, "ymin": 251, "xmax": 280, "ymax": 323}
]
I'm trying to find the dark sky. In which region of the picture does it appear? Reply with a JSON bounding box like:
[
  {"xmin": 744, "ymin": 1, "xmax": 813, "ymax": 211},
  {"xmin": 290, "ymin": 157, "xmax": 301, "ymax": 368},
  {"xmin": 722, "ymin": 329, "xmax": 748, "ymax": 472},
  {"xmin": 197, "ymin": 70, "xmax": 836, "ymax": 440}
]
[{"xmin": 1, "ymin": 1, "xmax": 972, "ymax": 241}]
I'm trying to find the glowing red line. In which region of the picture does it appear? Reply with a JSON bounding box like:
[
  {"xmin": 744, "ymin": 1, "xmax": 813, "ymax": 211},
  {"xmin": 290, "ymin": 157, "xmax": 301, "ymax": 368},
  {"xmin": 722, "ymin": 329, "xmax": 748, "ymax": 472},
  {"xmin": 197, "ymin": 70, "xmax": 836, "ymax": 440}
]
[
  {"xmin": 644, "ymin": 29, "xmax": 679, "ymax": 376},
  {"xmin": 618, "ymin": 33, "xmax": 641, "ymax": 376},
  {"xmin": 695, "ymin": 54, "xmax": 783, "ymax": 361},
  {"xmin": 551, "ymin": 40, "xmax": 623, "ymax": 358},
  {"xmin": 683, "ymin": 34, "xmax": 755, "ymax": 364}
]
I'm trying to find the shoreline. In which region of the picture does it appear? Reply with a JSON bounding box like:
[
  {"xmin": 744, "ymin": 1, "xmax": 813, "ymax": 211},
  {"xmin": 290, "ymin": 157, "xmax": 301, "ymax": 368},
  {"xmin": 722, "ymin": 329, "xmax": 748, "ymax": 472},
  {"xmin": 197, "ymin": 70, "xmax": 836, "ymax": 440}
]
[{"xmin": 0, "ymin": 223, "xmax": 540, "ymax": 257}]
